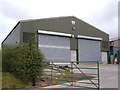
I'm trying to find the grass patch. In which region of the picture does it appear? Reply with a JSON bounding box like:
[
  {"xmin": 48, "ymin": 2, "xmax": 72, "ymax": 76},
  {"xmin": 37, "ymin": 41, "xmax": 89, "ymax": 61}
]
[
  {"xmin": 2, "ymin": 66, "xmax": 96, "ymax": 88},
  {"xmin": 2, "ymin": 72, "xmax": 27, "ymax": 88}
]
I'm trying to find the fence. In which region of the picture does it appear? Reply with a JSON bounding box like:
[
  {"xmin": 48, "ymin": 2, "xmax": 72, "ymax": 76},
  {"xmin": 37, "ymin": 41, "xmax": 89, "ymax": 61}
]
[{"xmin": 40, "ymin": 61, "xmax": 100, "ymax": 89}]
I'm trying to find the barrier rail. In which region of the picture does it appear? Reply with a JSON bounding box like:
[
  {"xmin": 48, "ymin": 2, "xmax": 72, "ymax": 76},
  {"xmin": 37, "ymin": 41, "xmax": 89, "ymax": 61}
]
[{"xmin": 40, "ymin": 61, "xmax": 100, "ymax": 89}]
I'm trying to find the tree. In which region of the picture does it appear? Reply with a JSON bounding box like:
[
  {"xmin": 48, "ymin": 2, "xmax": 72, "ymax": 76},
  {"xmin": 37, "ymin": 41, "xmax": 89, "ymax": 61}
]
[{"xmin": 2, "ymin": 39, "xmax": 45, "ymax": 86}]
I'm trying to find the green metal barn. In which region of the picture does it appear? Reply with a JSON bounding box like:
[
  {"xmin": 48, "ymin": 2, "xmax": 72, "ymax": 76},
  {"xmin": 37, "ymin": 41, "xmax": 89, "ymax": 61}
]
[{"xmin": 2, "ymin": 16, "xmax": 109, "ymax": 63}]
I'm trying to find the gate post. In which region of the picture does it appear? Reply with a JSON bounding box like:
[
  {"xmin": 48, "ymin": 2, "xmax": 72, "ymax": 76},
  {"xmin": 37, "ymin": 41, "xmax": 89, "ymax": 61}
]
[
  {"xmin": 71, "ymin": 62, "xmax": 73, "ymax": 86},
  {"xmin": 32, "ymin": 77, "xmax": 36, "ymax": 86},
  {"xmin": 51, "ymin": 62, "xmax": 53, "ymax": 83},
  {"xmin": 97, "ymin": 61, "xmax": 100, "ymax": 90}
]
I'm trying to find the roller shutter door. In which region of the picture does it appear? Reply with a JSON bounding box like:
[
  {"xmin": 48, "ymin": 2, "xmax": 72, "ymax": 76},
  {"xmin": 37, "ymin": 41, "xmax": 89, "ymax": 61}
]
[
  {"xmin": 38, "ymin": 34, "xmax": 71, "ymax": 62},
  {"xmin": 78, "ymin": 39, "xmax": 101, "ymax": 62}
]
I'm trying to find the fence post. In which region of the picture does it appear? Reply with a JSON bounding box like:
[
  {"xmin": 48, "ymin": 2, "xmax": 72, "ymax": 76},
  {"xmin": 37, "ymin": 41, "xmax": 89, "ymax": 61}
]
[
  {"xmin": 51, "ymin": 62, "xmax": 53, "ymax": 83},
  {"xmin": 71, "ymin": 62, "xmax": 73, "ymax": 86},
  {"xmin": 32, "ymin": 77, "xmax": 36, "ymax": 86},
  {"xmin": 97, "ymin": 61, "xmax": 100, "ymax": 90}
]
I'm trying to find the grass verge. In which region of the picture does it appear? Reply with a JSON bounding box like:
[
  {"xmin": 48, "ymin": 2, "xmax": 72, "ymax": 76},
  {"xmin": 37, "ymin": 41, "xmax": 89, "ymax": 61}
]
[{"xmin": 2, "ymin": 72, "xmax": 27, "ymax": 88}]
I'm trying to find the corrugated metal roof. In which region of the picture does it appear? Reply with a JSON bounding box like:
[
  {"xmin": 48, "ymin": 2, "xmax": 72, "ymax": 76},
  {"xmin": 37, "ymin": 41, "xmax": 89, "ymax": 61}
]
[
  {"xmin": 110, "ymin": 37, "xmax": 120, "ymax": 42},
  {"xmin": 20, "ymin": 16, "xmax": 74, "ymax": 22}
]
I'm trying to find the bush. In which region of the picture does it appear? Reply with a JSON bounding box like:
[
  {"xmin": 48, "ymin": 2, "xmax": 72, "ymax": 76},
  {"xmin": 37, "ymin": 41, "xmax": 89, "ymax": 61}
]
[{"xmin": 2, "ymin": 40, "xmax": 45, "ymax": 85}]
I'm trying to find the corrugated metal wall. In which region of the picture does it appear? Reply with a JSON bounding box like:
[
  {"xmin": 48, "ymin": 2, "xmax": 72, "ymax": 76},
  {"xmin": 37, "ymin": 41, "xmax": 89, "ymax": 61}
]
[
  {"xmin": 113, "ymin": 47, "xmax": 120, "ymax": 55},
  {"xmin": 20, "ymin": 16, "xmax": 109, "ymax": 52},
  {"xmin": 2, "ymin": 23, "xmax": 20, "ymax": 48}
]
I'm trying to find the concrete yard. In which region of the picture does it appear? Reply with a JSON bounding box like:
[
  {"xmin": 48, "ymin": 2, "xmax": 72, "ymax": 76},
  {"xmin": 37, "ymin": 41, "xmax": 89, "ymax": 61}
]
[
  {"xmin": 43, "ymin": 64, "xmax": 119, "ymax": 89},
  {"xmin": 99, "ymin": 64, "xmax": 118, "ymax": 88}
]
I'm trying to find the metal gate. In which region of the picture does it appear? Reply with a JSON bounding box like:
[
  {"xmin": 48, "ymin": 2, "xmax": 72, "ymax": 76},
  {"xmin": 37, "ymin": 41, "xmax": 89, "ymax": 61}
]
[{"xmin": 40, "ymin": 61, "xmax": 100, "ymax": 89}]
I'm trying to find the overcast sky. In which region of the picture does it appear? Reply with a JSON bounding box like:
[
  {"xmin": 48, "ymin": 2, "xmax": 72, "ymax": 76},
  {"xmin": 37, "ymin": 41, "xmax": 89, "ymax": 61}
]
[{"xmin": 0, "ymin": 0, "xmax": 119, "ymax": 48}]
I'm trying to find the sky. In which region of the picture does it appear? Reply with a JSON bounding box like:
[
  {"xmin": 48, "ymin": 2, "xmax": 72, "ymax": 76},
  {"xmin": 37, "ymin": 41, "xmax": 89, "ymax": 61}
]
[{"xmin": 0, "ymin": 0, "xmax": 119, "ymax": 48}]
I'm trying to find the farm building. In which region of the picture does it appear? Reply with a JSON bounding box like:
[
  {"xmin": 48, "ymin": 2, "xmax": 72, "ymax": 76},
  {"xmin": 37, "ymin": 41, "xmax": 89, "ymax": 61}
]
[
  {"xmin": 2, "ymin": 16, "xmax": 109, "ymax": 63},
  {"xmin": 110, "ymin": 37, "xmax": 120, "ymax": 63}
]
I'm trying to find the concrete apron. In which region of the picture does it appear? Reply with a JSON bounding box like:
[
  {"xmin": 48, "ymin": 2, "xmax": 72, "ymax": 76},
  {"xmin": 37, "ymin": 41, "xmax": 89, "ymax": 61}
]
[
  {"xmin": 42, "ymin": 78, "xmax": 98, "ymax": 88},
  {"xmin": 42, "ymin": 64, "xmax": 118, "ymax": 88}
]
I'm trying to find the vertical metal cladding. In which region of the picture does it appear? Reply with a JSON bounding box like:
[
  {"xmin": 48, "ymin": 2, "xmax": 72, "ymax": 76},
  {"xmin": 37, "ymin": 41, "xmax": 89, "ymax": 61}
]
[
  {"xmin": 2, "ymin": 16, "xmax": 109, "ymax": 63},
  {"xmin": 2, "ymin": 22, "xmax": 20, "ymax": 48},
  {"xmin": 20, "ymin": 16, "xmax": 109, "ymax": 51}
]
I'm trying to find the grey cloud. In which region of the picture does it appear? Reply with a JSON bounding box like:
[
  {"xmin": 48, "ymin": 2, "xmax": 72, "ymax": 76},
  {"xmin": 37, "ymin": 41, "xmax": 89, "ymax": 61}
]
[
  {"xmin": 89, "ymin": 1, "xmax": 118, "ymax": 39},
  {"xmin": 93, "ymin": 1, "xmax": 118, "ymax": 25},
  {"xmin": 0, "ymin": 1, "xmax": 32, "ymax": 20}
]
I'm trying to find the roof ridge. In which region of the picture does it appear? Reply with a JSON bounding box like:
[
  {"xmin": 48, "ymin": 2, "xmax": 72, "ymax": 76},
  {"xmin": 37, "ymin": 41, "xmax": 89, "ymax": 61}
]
[{"xmin": 20, "ymin": 16, "xmax": 75, "ymax": 22}]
